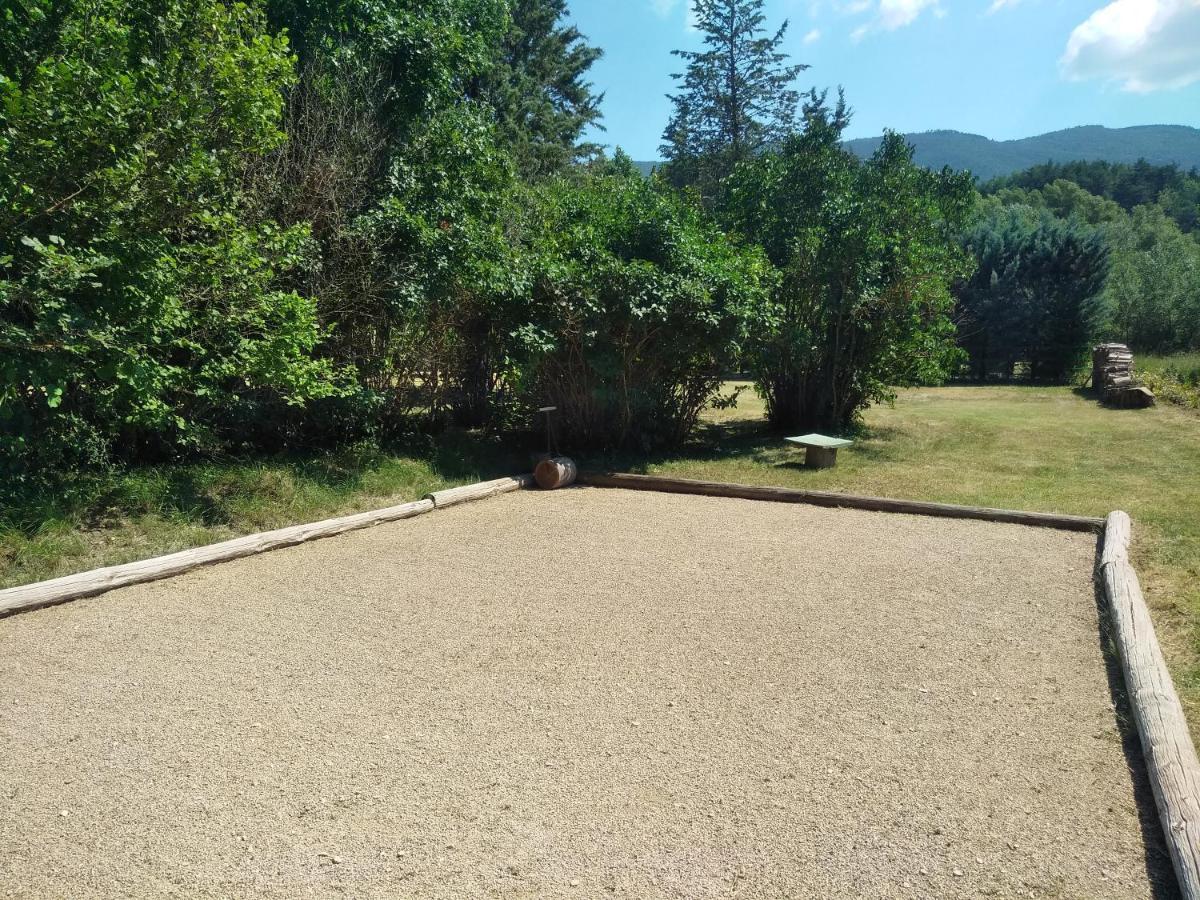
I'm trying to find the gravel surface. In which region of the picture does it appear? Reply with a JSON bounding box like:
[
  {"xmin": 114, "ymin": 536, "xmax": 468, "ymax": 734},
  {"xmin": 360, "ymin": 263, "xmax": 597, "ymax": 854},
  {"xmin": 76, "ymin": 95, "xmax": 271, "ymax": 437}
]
[{"xmin": 0, "ymin": 487, "xmax": 1176, "ymax": 899}]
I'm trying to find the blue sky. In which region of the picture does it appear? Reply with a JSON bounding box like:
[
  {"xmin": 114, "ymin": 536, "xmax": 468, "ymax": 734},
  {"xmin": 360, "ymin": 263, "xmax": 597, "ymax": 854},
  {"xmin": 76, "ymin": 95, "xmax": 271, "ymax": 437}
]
[{"xmin": 568, "ymin": 0, "xmax": 1200, "ymax": 160}]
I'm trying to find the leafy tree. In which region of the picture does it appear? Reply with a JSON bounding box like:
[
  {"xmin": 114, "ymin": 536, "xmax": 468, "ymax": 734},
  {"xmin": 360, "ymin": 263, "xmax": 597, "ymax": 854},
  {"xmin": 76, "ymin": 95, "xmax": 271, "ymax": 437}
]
[
  {"xmin": 515, "ymin": 160, "xmax": 772, "ymax": 449},
  {"xmin": 265, "ymin": 0, "xmax": 507, "ymax": 137},
  {"xmin": 0, "ymin": 0, "xmax": 345, "ymax": 496},
  {"xmin": 723, "ymin": 104, "xmax": 974, "ymax": 430},
  {"xmin": 660, "ymin": 0, "xmax": 808, "ymax": 196},
  {"xmin": 1101, "ymin": 205, "xmax": 1200, "ymax": 352},
  {"xmin": 469, "ymin": 0, "xmax": 604, "ymax": 179},
  {"xmin": 255, "ymin": 0, "xmax": 523, "ymax": 433}
]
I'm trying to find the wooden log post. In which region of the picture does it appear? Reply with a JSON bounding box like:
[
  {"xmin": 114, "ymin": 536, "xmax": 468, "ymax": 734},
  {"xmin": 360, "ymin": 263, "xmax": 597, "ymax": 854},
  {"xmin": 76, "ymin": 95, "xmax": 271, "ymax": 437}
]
[
  {"xmin": 1100, "ymin": 512, "xmax": 1200, "ymax": 899},
  {"xmin": 534, "ymin": 456, "xmax": 577, "ymax": 490}
]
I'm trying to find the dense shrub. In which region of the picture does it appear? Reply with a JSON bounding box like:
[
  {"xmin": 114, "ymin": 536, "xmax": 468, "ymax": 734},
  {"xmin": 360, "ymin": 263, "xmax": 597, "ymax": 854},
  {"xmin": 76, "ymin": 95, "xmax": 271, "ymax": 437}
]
[
  {"xmin": 515, "ymin": 157, "xmax": 772, "ymax": 449},
  {"xmin": 0, "ymin": 0, "xmax": 345, "ymax": 498},
  {"xmin": 723, "ymin": 113, "xmax": 974, "ymax": 431},
  {"xmin": 956, "ymin": 203, "xmax": 1110, "ymax": 382}
]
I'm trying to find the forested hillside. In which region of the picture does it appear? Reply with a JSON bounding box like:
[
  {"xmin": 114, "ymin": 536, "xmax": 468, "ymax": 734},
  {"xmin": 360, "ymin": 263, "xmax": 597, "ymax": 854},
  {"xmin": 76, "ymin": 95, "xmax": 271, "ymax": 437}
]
[
  {"xmin": 636, "ymin": 125, "xmax": 1200, "ymax": 182},
  {"xmin": 843, "ymin": 125, "xmax": 1200, "ymax": 181}
]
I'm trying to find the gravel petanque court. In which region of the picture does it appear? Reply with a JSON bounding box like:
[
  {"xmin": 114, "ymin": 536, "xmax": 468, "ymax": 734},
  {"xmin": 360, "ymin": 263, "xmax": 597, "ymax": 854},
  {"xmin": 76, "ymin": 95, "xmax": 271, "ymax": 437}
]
[{"xmin": 0, "ymin": 487, "xmax": 1176, "ymax": 898}]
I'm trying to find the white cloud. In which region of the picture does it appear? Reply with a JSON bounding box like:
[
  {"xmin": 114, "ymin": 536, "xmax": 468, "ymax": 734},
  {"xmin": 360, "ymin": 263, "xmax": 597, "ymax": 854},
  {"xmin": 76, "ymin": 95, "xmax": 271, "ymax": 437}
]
[
  {"xmin": 803, "ymin": 27, "xmax": 823, "ymax": 44},
  {"xmin": 987, "ymin": 0, "xmax": 1021, "ymax": 13},
  {"xmin": 1062, "ymin": 0, "xmax": 1200, "ymax": 92},
  {"xmin": 649, "ymin": 0, "xmax": 679, "ymax": 17},
  {"xmin": 849, "ymin": 0, "xmax": 943, "ymax": 41}
]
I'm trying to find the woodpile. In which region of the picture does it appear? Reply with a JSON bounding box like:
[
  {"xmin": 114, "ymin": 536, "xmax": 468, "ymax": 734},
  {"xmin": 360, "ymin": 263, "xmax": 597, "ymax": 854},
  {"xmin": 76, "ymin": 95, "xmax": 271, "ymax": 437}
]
[{"xmin": 1092, "ymin": 343, "xmax": 1155, "ymax": 408}]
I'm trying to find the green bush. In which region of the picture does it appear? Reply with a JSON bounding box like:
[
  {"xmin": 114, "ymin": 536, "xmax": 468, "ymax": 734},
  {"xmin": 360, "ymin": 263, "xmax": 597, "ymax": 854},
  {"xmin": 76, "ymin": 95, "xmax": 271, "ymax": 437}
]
[
  {"xmin": 515, "ymin": 157, "xmax": 772, "ymax": 450},
  {"xmin": 723, "ymin": 114, "xmax": 974, "ymax": 431},
  {"xmin": 1138, "ymin": 371, "xmax": 1200, "ymax": 411},
  {"xmin": 956, "ymin": 202, "xmax": 1109, "ymax": 382},
  {"xmin": 0, "ymin": 0, "xmax": 346, "ymax": 498}
]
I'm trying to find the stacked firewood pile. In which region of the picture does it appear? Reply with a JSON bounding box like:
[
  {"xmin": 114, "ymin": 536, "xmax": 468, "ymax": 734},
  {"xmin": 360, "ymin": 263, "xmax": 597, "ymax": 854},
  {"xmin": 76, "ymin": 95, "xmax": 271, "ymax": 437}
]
[{"xmin": 1092, "ymin": 344, "xmax": 1155, "ymax": 408}]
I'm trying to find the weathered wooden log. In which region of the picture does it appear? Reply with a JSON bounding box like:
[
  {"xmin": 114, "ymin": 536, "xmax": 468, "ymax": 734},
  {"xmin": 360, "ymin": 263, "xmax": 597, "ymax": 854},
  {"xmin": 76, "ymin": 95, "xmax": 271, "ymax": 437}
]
[
  {"xmin": 0, "ymin": 498, "xmax": 435, "ymax": 617},
  {"xmin": 534, "ymin": 456, "xmax": 577, "ymax": 490},
  {"xmin": 1099, "ymin": 512, "xmax": 1200, "ymax": 899},
  {"xmin": 424, "ymin": 474, "xmax": 534, "ymax": 509},
  {"xmin": 578, "ymin": 473, "xmax": 1105, "ymax": 532}
]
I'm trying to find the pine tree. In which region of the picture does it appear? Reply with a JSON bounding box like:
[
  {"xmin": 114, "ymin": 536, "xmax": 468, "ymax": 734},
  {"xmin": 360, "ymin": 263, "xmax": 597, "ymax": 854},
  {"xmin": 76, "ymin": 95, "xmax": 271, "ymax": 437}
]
[
  {"xmin": 471, "ymin": 0, "xmax": 604, "ymax": 179},
  {"xmin": 660, "ymin": 0, "xmax": 808, "ymax": 193}
]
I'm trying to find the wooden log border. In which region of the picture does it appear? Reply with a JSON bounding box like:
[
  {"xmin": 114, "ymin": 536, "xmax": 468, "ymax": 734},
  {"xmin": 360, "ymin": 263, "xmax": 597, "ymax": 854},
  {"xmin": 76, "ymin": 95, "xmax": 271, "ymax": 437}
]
[
  {"xmin": 578, "ymin": 472, "xmax": 1105, "ymax": 532},
  {"xmin": 579, "ymin": 472, "xmax": 1198, "ymax": 897},
  {"xmin": 424, "ymin": 474, "xmax": 534, "ymax": 509},
  {"xmin": 0, "ymin": 474, "xmax": 533, "ymax": 618},
  {"xmin": 1100, "ymin": 512, "xmax": 1200, "ymax": 899}
]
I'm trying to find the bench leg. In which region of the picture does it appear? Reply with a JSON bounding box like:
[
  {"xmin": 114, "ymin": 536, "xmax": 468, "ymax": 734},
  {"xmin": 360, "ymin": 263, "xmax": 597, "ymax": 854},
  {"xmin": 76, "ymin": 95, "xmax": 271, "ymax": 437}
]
[{"xmin": 805, "ymin": 446, "xmax": 838, "ymax": 469}]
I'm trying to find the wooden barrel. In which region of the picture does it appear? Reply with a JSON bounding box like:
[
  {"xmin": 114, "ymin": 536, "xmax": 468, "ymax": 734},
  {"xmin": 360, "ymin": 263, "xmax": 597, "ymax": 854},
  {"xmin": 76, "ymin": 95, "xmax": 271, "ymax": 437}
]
[{"xmin": 534, "ymin": 456, "xmax": 577, "ymax": 490}]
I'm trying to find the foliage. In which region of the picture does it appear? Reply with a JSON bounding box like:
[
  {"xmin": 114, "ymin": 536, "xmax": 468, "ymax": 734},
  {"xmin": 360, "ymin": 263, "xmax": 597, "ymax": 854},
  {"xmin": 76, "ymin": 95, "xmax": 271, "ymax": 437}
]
[
  {"xmin": 978, "ymin": 170, "xmax": 1200, "ymax": 358},
  {"xmin": 1100, "ymin": 205, "xmax": 1200, "ymax": 353},
  {"xmin": 0, "ymin": 0, "xmax": 345, "ymax": 500},
  {"xmin": 984, "ymin": 159, "xmax": 1200, "ymax": 234},
  {"xmin": 515, "ymin": 159, "xmax": 772, "ymax": 449},
  {"xmin": 722, "ymin": 108, "xmax": 974, "ymax": 431},
  {"xmin": 264, "ymin": 0, "xmax": 508, "ymax": 136},
  {"xmin": 955, "ymin": 202, "xmax": 1109, "ymax": 382},
  {"xmin": 659, "ymin": 0, "xmax": 808, "ymax": 197},
  {"xmin": 468, "ymin": 0, "xmax": 604, "ymax": 179},
  {"xmin": 1138, "ymin": 370, "xmax": 1200, "ymax": 412}
]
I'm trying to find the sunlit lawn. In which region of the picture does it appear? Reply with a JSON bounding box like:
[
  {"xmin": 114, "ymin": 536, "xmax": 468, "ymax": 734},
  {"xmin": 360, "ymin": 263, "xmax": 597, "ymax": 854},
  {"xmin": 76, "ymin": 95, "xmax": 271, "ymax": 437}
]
[{"xmin": 618, "ymin": 383, "xmax": 1200, "ymax": 738}]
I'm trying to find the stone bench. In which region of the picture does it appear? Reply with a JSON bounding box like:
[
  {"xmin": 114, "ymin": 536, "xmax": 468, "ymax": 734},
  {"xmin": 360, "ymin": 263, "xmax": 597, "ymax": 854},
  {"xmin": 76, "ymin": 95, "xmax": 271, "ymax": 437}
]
[{"xmin": 785, "ymin": 433, "xmax": 853, "ymax": 469}]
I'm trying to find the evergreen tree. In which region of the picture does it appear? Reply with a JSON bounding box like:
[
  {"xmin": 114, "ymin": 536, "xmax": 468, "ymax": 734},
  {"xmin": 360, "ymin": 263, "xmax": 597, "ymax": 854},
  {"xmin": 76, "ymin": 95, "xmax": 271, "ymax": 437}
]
[
  {"xmin": 660, "ymin": 0, "xmax": 808, "ymax": 195},
  {"xmin": 471, "ymin": 0, "xmax": 604, "ymax": 179},
  {"xmin": 956, "ymin": 205, "xmax": 1109, "ymax": 382}
]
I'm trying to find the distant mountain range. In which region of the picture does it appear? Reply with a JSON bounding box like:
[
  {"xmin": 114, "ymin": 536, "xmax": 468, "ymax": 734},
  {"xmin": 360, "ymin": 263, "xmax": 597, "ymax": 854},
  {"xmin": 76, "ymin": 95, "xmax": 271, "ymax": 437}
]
[{"xmin": 633, "ymin": 125, "xmax": 1200, "ymax": 183}]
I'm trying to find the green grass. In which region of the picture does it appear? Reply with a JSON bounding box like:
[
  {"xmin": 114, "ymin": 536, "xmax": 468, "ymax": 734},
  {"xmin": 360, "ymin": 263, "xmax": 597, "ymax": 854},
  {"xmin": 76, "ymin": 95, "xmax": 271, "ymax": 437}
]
[
  {"xmin": 1137, "ymin": 352, "xmax": 1200, "ymax": 381},
  {"xmin": 1136, "ymin": 352, "xmax": 1200, "ymax": 411},
  {"xmin": 595, "ymin": 384, "xmax": 1200, "ymax": 738},
  {"xmin": 0, "ymin": 433, "xmax": 531, "ymax": 591}
]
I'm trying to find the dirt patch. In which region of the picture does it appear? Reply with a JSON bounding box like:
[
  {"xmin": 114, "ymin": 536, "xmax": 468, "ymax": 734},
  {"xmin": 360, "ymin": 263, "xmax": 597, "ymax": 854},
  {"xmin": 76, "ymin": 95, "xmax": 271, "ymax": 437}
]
[{"xmin": 0, "ymin": 487, "xmax": 1177, "ymax": 898}]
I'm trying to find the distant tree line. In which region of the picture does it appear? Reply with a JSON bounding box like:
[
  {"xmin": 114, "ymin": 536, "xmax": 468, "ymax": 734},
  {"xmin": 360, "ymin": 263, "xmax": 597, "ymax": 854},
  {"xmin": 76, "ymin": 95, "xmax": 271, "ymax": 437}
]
[
  {"xmin": 983, "ymin": 160, "xmax": 1200, "ymax": 233},
  {"xmin": 958, "ymin": 161, "xmax": 1200, "ymax": 380}
]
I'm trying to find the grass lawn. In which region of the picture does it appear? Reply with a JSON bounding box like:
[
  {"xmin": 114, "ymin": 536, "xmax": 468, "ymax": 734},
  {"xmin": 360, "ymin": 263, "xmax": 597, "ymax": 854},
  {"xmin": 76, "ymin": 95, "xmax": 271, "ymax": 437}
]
[
  {"xmin": 0, "ymin": 433, "xmax": 530, "ymax": 592},
  {"xmin": 3, "ymin": 384, "xmax": 1199, "ymax": 740},
  {"xmin": 621, "ymin": 383, "xmax": 1200, "ymax": 739}
]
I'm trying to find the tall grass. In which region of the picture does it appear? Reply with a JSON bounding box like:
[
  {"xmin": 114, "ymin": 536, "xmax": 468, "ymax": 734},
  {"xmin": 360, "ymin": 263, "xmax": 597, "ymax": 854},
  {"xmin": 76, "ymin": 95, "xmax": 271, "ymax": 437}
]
[
  {"xmin": 0, "ymin": 434, "xmax": 531, "ymax": 590},
  {"xmin": 1137, "ymin": 352, "xmax": 1200, "ymax": 383},
  {"xmin": 1136, "ymin": 352, "xmax": 1200, "ymax": 411}
]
